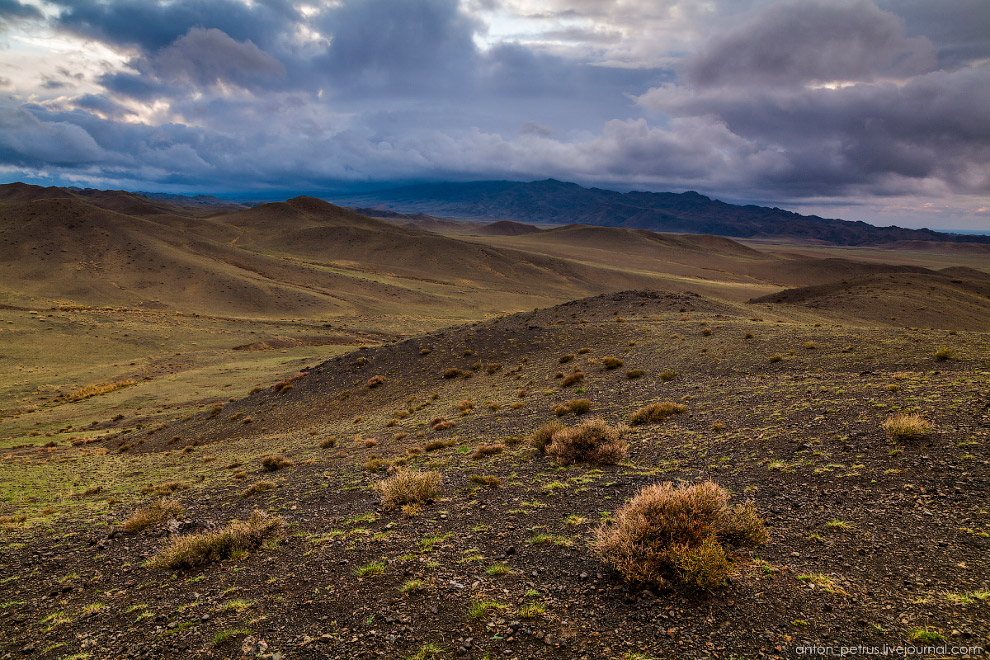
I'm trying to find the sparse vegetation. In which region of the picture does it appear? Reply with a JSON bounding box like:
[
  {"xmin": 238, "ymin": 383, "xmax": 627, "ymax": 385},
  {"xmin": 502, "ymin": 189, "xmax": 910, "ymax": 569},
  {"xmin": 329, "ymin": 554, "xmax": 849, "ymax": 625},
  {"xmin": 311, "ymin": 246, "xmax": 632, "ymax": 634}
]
[{"xmin": 601, "ymin": 356, "xmax": 623, "ymax": 369}]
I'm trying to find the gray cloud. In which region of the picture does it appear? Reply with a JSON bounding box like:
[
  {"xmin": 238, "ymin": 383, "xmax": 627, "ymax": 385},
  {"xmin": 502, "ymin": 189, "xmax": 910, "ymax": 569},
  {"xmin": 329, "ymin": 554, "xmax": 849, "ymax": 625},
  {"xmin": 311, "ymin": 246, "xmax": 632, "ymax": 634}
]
[
  {"xmin": 0, "ymin": 0, "xmax": 42, "ymax": 20},
  {"xmin": 686, "ymin": 0, "xmax": 936, "ymax": 87}
]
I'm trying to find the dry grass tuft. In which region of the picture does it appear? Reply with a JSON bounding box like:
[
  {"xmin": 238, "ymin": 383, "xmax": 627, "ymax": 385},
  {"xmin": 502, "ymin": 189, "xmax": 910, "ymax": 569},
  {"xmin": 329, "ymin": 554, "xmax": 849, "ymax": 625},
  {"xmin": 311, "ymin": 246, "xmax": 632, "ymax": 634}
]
[
  {"xmin": 630, "ymin": 401, "xmax": 688, "ymax": 426},
  {"xmin": 470, "ymin": 444, "xmax": 505, "ymax": 459},
  {"xmin": 123, "ymin": 498, "xmax": 183, "ymax": 533},
  {"xmin": 553, "ymin": 398, "xmax": 591, "ymax": 417},
  {"xmin": 260, "ymin": 455, "xmax": 294, "ymax": 472},
  {"xmin": 374, "ymin": 470, "xmax": 442, "ymax": 509},
  {"xmin": 367, "ymin": 375, "xmax": 387, "ymax": 388},
  {"xmin": 145, "ymin": 510, "xmax": 283, "ymax": 570},
  {"xmin": 561, "ymin": 371, "xmax": 585, "ymax": 387},
  {"xmin": 601, "ymin": 356, "xmax": 623, "ymax": 369},
  {"xmin": 240, "ymin": 481, "xmax": 276, "ymax": 498},
  {"xmin": 591, "ymin": 481, "xmax": 767, "ymax": 589},
  {"xmin": 541, "ymin": 418, "xmax": 628, "ymax": 466},
  {"xmin": 882, "ymin": 413, "xmax": 933, "ymax": 440},
  {"xmin": 65, "ymin": 379, "xmax": 137, "ymax": 402},
  {"xmin": 530, "ymin": 420, "xmax": 564, "ymax": 453}
]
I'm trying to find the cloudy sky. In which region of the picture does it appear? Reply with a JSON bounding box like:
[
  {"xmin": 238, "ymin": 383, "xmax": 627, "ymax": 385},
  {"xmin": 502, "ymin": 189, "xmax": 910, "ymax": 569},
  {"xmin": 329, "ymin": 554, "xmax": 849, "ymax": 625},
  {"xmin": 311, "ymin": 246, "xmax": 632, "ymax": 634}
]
[{"xmin": 1, "ymin": 0, "xmax": 988, "ymax": 230}]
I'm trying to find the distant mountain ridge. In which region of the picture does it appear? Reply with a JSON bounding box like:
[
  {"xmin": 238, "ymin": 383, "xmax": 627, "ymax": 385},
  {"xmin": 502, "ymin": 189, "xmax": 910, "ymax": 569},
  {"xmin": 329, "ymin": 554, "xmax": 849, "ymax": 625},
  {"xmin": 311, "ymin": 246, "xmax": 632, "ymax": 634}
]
[{"xmin": 331, "ymin": 179, "xmax": 989, "ymax": 246}]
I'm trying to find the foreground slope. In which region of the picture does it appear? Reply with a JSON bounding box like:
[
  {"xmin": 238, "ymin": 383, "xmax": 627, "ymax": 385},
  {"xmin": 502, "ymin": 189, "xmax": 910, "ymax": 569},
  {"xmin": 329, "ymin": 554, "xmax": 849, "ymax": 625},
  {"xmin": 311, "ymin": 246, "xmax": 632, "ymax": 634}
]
[{"xmin": 2, "ymin": 290, "xmax": 987, "ymax": 659}]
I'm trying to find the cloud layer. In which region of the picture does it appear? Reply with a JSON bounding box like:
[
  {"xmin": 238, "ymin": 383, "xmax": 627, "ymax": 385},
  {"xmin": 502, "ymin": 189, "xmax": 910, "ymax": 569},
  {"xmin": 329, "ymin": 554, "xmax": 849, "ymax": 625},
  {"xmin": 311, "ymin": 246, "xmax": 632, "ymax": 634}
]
[{"xmin": 0, "ymin": 0, "xmax": 987, "ymax": 229}]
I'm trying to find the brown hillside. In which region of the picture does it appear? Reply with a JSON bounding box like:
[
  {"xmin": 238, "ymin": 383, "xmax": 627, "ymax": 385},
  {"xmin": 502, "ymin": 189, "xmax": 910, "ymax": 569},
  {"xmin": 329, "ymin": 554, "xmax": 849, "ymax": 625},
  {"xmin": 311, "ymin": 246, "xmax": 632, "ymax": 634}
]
[{"xmin": 750, "ymin": 272, "xmax": 990, "ymax": 330}]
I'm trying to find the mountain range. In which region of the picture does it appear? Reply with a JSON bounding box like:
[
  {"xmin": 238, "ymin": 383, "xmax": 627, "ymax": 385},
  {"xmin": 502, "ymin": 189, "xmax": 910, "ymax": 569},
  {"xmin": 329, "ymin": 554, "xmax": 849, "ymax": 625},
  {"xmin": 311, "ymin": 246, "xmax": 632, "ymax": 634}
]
[{"xmin": 332, "ymin": 179, "xmax": 989, "ymax": 246}]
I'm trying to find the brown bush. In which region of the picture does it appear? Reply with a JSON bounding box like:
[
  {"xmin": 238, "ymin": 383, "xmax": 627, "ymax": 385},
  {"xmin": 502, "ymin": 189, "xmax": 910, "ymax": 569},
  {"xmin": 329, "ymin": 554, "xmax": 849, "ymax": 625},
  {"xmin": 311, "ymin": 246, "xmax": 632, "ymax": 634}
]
[
  {"xmin": 123, "ymin": 498, "xmax": 183, "ymax": 533},
  {"xmin": 626, "ymin": 369, "xmax": 645, "ymax": 379},
  {"xmin": 486, "ymin": 363, "xmax": 502, "ymax": 374},
  {"xmin": 559, "ymin": 354, "xmax": 575, "ymax": 364},
  {"xmin": 529, "ymin": 420, "xmax": 564, "ymax": 453},
  {"xmin": 240, "ymin": 481, "xmax": 276, "ymax": 498},
  {"xmin": 882, "ymin": 413, "xmax": 932, "ymax": 440},
  {"xmin": 145, "ymin": 510, "xmax": 283, "ymax": 570},
  {"xmin": 561, "ymin": 371, "xmax": 585, "ymax": 387},
  {"xmin": 367, "ymin": 375, "xmax": 386, "ymax": 388},
  {"xmin": 591, "ymin": 481, "xmax": 767, "ymax": 589},
  {"xmin": 542, "ymin": 418, "xmax": 627, "ymax": 465},
  {"xmin": 553, "ymin": 398, "xmax": 591, "ymax": 417},
  {"xmin": 260, "ymin": 455, "xmax": 293, "ymax": 472},
  {"xmin": 470, "ymin": 444, "xmax": 505, "ymax": 459},
  {"xmin": 375, "ymin": 470, "xmax": 442, "ymax": 508},
  {"xmin": 630, "ymin": 401, "xmax": 688, "ymax": 426},
  {"xmin": 601, "ymin": 356, "xmax": 623, "ymax": 370}
]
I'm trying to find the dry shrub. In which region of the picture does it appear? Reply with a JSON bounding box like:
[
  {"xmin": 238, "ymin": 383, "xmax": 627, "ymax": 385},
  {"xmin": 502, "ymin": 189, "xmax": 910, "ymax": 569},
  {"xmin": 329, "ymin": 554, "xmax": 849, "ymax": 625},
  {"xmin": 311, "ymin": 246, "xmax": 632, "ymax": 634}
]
[
  {"xmin": 145, "ymin": 510, "xmax": 283, "ymax": 570},
  {"xmin": 241, "ymin": 481, "xmax": 276, "ymax": 498},
  {"xmin": 320, "ymin": 438, "xmax": 337, "ymax": 449},
  {"xmin": 141, "ymin": 481, "xmax": 189, "ymax": 496},
  {"xmin": 934, "ymin": 347, "xmax": 955, "ymax": 361},
  {"xmin": 367, "ymin": 375, "xmax": 386, "ymax": 388},
  {"xmin": 260, "ymin": 455, "xmax": 293, "ymax": 472},
  {"xmin": 442, "ymin": 368, "xmax": 463, "ymax": 379},
  {"xmin": 559, "ymin": 354, "xmax": 575, "ymax": 364},
  {"xmin": 424, "ymin": 438, "xmax": 456, "ymax": 451},
  {"xmin": 541, "ymin": 418, "xmax": 627, "ymax": 466},
  {"xmin": 529, "ymin": 420, "xmax": 564, "ymax": 453},
  {"xmin": 486, "ymin": 363, "xmax": 502, "ymax": 374},
  {"xmin": 882, "ymin": 413, "xmax": 932, "ymax": 440},
  {"xmin": 458, "ymin": 400, "xmax": 474, "ymax": 413},
  {"xmin": 553, "ymin": 398, "xmax": 591, "ymax": 417},
  {"xmin": 658, "ymin": 370, "xmax": 679, "ymax": 381},
  {"xmin": 630, "ymin": 401, "xmax": 688, "ymax": 426},
  {"xmin": 561, "ymin": 371, "xmax": 585, "ymax": 387},
  {"xmin": 626, "ymin": 369, "xmax": 645, "ymax": 379},
  {"xmin": 470, "ymin": 444, "xmax": 505, "ymax": 459},
  {"xmin": 375, "ymin": 470, "xmax": 442, "ymax": 509},
  {"xmin": 469, "ymin": 474, "xmax": 501, "ymax": 488},
  {"xmin": 591, "ymin": 481, "xmax": 767, "ymax": 589},
  {"xmin": 65, "ymin": 379, "xmax": 137, "ymax": 402},
  {"xmin": 601, "ymin": 357, "xmax": 623, "ymax": 370},
  {"xmin": 431, "ymin": 418, "xmax": 456, "ymax": 431},
  {"xmin": 123, "ymin": 498, "xmax": 183, "ymax": 533},
  {"xmin": 419, "ymin": 348, "xmax": 432, "ymax": 356}
]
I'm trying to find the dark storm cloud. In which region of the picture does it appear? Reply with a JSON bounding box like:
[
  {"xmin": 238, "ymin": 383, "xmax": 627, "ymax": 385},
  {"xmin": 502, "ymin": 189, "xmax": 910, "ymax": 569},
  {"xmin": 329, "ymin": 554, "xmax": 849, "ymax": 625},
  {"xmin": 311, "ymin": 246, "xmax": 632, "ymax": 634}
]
[
  {"xmin": 686, "ymin": 0, "xmax": 936, "ymax": 87},
  {"xmin": 876, "ymin": 0, "xmax": 990, "ymax": 68},
  {"xmin": 315, "ymin": 0, "xmax": 481, "ymax": 92},
  {"xmin": 0, "ymin": 0, "xmax": 42, "ymax": 20},
  {"xmin": 633, "ymin": 0, "xmax": 990, "ymax": 199},
  {"xmin": 49, "ymin": 0, "xmax": 301, "ymax": 52}
]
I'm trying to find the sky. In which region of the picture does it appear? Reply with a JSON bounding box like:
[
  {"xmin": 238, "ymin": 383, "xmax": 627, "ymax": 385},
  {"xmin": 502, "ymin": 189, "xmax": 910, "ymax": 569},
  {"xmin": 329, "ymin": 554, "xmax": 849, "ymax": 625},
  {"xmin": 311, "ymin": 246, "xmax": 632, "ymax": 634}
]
[{"xmin": 0, "ymin": 0, "xmax": 988, "ymax": 230}]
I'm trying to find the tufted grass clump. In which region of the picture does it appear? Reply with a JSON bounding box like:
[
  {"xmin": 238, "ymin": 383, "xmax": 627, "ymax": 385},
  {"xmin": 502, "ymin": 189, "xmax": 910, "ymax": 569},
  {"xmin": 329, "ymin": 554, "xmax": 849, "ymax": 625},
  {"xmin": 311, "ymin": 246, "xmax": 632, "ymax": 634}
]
[
  {"xmin": 539, "ymin": 418, "xmax": 628, "ymax": 466},
  {"xmin": 629, "ymin": 401, "xmax": 688, "ymax": 426},
  {"xmin": 375, "ymin": 470, "xmax": 442, "ymax": 509},
  {"xmin": 145, "ymin": 510, "xmax": 283, "ymax": 570},
  {"xmin": 591, "ymin": 481, "xmax": 767, "ymax": 589},
  {"xmin": 882, "ymin": 413, "xmax": 932, "ymax": 441},
  {"xmin": 123, "ymin": 498, "xmax": 183, "ymax": 533}
]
